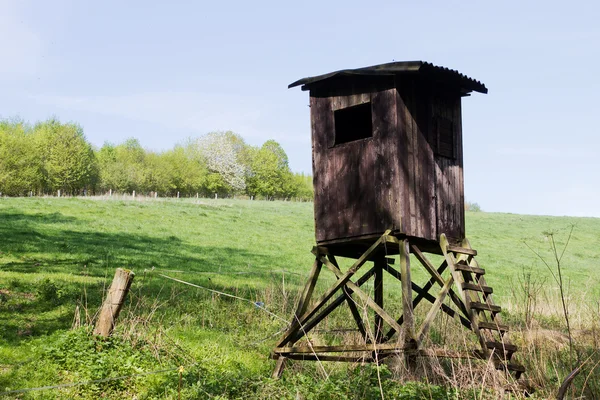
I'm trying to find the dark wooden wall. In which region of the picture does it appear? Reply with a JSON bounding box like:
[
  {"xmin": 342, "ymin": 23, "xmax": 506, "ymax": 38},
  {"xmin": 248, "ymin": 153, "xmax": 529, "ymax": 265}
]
[
  {"xmin": 311, "ymin": 89, "xmax": 401, "ymax": 243},
  {"xmin": 310, "ymin": 77, "xmax": 465, "ymax": 245},
  {"xmin": 431, "ymin": 91, "xmax": 465, "ymax": 242}
]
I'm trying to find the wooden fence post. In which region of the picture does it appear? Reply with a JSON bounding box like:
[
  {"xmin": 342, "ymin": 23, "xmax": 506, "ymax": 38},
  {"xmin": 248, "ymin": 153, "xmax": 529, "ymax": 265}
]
[{"xmin": 94, "ymin": 268, "xmax": 135, "ymax": 337}]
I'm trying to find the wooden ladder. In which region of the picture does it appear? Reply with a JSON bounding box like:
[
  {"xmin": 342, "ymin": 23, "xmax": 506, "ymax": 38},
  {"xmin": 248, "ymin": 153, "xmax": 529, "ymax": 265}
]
[{"xmin": 440, "ymin": 234, "xmax": 525, "ymax": 380}]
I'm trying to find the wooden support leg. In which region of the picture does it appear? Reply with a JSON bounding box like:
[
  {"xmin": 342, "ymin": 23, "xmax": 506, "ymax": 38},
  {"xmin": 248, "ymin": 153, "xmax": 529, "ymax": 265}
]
[
  {"xmin": 290, "ymin": 266, "xmax": 376, "ymax": 344},
  {"xmin": 381, "ymin": 263, "xmax": 471, "ymax": 333},
  {"xmin": 399, "ymin": 239, "xmax": 416, "ymax": 369},
  {"xmin": 272, "ymin": 356, "xmax": 287, "ymax": 379},
  {"xmin": 277, "ymin": 234, "xmax": 387, "ymax": 348},
  {"xmin": 273, "ymin": 258, "xmax": 322, "ymax": 378},
  {"xmin": 374, "ymin": 257, "xmax": 384, "ymax": 344},
  {"xmin": 399, "ymin": 240, "xmax": 415, "ymax": 347}
]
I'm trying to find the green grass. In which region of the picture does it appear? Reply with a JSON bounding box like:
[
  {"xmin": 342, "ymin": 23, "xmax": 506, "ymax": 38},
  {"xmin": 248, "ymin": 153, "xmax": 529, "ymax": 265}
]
[{"xmin": 1, "ymin": 197, "xmax": 599, "ymax": 398}]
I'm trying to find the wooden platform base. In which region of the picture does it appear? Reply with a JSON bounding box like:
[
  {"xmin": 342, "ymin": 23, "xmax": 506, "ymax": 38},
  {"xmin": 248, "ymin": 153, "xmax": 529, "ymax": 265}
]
[{"xmin": 272, "ymin": 231, "xmax": 525, "ymax": 384}]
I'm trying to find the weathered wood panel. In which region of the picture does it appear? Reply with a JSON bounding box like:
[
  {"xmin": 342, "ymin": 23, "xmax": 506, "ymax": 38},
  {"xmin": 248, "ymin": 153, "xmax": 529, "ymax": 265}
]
[
  {"xmin": 372, "ymin": 88, "xmax": 401, "ymax": 235},
  {"xmin": 311, "ymin": 96, "xmax": 334, "ymax": 242},
  {"xmin": 432, "ymin": 92, "xmax": 464, "ymax": 241},
  {"xmin": 414, "ymin": 81, "xmax": 436, "ymax": 240},
  {"xmin": 395, "ymin": 85, "xmax": 412, "ymax": 235},
  {"xmin": 396, "ymin": 79, "xmax": 436, "ymax": 242},
  {"xmin": 314, "ymin": 90, "xmax": 399, "ymax": 243}
]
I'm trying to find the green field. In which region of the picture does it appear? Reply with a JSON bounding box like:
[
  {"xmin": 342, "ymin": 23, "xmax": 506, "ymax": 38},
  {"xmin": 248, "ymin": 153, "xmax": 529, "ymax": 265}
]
[{"xmin": 1, "ymin": 197, "xmax": 599, "ymax": 398}]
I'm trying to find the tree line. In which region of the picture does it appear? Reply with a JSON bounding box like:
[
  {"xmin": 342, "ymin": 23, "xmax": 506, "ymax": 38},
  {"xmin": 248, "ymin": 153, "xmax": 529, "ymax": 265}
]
[{"xmin": 0, "ymin": 118, "xmax": 313, "ymax": 200}]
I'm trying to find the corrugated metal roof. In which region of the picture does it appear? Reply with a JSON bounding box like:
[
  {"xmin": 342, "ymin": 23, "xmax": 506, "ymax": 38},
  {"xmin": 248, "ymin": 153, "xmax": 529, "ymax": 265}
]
[{"xmin": 288, "ymin": 61, "xmax": 487, "ymax": 94}]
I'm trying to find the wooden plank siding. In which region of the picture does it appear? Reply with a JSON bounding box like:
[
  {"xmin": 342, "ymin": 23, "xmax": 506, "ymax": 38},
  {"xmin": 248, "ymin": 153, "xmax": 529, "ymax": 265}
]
[
  {"xmin": 396, "ymin": 80, "xmax": 436, "ymax": 241},
  {"xmin": 310, "ymin": 78, "xmax": 466, "ymax": 246},
  {"xmin": 310, "ymin": 96, "xmax": 334, "ymax": 242},
  {"xmin": 432, "ymin": 92, "xmax": 465, "ymax": 242}
]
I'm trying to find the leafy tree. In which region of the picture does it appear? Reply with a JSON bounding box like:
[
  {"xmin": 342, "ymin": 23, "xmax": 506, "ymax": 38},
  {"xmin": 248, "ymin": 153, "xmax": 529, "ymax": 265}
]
[
  {"xmin": 159, "ymin": 144, "xmax": 207, "ymax": 196},
  {"xmin": 34, "ymin": 119, "xmax": 97, "ymax": 195},
  {"xmin": 291, "ymin": 172, "xmax": 314, "ymax": 201},
  {"xmin": 0, "ymin": 119, "xmax": 43, "ymax": 195},
  {"xmin": 97, "ymin": 138, "xmax": 147, "ymax": 193},
  {"xmin": 0, "ymin": 117, "xmax": 313, "ymax": 201},
  {"xmin": 246, "ymin": 140, "xmax": 294, "ymax": 199}
]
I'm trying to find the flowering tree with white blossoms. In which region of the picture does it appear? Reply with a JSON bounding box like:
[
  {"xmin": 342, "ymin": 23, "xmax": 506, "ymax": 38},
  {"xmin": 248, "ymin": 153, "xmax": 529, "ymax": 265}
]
[{"xmin": 195, "ymin": 131, "xmax": 247, "ymax": 193}]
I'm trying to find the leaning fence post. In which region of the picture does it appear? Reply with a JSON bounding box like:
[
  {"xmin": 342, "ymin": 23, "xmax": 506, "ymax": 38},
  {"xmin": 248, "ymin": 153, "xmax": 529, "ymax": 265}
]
[{"xmin": 94, "ymin": 268, "xmax": 135, "ymax": 337}]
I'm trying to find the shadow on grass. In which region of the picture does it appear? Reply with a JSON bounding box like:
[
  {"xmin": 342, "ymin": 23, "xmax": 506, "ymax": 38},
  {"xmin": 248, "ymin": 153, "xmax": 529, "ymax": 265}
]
[
  {"xmin": 0, "ymin": 208, "xmax": 301, "ymax": 345},
  {"xmin": 0, "ymin": 207, "xmax": 283, "ymax": 275}
]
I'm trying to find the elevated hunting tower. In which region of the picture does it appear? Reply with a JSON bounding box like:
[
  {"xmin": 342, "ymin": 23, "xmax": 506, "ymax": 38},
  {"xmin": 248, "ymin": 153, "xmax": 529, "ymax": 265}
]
[{"xmin": 273, "ymin": 61, "xmax": 526, "ymax": 386}]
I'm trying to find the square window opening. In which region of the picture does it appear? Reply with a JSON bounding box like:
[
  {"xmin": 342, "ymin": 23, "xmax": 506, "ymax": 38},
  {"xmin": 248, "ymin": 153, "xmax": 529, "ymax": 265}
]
[{"xmin": 333, "ymin": 102, "xmax": 373, "ymax": 146}]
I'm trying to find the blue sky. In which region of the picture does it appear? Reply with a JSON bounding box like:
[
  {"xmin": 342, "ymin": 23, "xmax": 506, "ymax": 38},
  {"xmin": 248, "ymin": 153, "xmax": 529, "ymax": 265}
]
[{"xmin": 1, "ymin": 0, "xmax": 599, "ymax": 217}]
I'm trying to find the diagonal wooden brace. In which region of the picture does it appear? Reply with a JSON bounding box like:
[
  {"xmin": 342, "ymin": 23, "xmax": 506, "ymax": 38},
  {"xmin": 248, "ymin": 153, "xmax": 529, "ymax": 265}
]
[
  {"xmin": 277, "ymin": 231, "xmax": 389, "ymax": 348},
  {"xmin": 416, "ymin": 274, "xmax": 454, "ymax": 347},
  {"xmin": 318, "ymin": 255, "xmax": 404, "ymax": 338}
]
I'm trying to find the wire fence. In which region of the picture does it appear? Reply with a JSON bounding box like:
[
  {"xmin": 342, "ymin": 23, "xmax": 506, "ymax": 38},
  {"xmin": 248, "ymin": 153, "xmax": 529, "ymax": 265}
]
[{"xmin": 1, "ymin": 272, "xmax": 295, "ymax": 396}]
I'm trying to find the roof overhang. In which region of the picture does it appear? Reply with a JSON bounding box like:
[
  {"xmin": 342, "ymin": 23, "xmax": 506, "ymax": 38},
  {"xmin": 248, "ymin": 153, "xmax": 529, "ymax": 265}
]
[{"xmin": 289, "ymin": 61, "xmax": 487, "ymax": 94}]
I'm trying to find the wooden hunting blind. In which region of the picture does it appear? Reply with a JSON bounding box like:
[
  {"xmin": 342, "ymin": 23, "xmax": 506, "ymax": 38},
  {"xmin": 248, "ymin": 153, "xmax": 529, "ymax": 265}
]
[
  {"xmin": 293, "ymin": 61, "xmax": 488, "ymax": 252},
  {"xmin": 273, "ymin": 61, "xmax": 527, "ymax": 389}
]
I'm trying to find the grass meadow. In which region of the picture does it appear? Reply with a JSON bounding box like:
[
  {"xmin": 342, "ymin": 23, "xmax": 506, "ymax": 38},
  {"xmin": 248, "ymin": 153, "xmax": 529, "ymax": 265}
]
[{"xmin": 1, "ymin": 197, "xmax": 599, "ymax": 398}]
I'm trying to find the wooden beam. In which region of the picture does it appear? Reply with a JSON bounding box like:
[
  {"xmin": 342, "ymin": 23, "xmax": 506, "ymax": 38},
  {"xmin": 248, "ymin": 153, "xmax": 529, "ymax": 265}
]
[
  {"xmin": 412, "ymin": 244, "xmax": 470, "ymax": 319},
  {"xmin": 296, "ymin": 258, "xmax": 323, "ymax": 318},
  {"xmin": 290, "ymin": 266, "xmax": 376, "ymax": 343},
  {"xmin": 382, "ymin": 263, "xmax": 469, "ymax": 327},
  {"xmin": 374, "ymin": 257, "xmax": 384, "ymax": 342},
  {"xmin": 381, "ymin": 263, "xmax": 471, "ymax": 341},
  {"xmin": 416, "ymin": 275, "xmax": 454, "ymax": 348},
  {"xmin": 273, "ymin": 257, "xmax": 323, "ymax": 378},
  {"xmin": 411, "ymin": 244, "xmax": 444, "ymax": 286},
  {"xmin": 277, "ymin": 233, "xmax": 387, "ymax": 347},
  {"xmin": 277, "ymin": 347, "xmax": 482, "ymax": 361},
  {"xmin": 275, "ymin": 342, "xmax": 410, "ymax": 354},
  {"xmin": 283, "ymin": 354, "xmax": 375, "ymax": 363},
  {"xmin": 399, "ymin": 239, "xmax": 415, "ymax": 347},
  {"xmin": 318, "ymin": 256, "xmax": 404, "ymax": 337},
  {"xmin": 327, "ymin": 254, "xmax": 368, "ymax": 340}
]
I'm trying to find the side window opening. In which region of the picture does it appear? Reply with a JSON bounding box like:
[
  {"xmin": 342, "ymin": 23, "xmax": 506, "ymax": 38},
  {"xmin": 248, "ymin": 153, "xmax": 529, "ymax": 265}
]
[{"xmin": 333, "ymin": 102, "xmax": 373, "ymax": 146}]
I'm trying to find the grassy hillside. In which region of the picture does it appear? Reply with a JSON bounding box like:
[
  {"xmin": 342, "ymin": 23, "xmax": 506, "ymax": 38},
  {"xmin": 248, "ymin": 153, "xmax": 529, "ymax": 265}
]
[{"xmin": 1, "ymin": 197, "xmax": 599, "ymax": 398}]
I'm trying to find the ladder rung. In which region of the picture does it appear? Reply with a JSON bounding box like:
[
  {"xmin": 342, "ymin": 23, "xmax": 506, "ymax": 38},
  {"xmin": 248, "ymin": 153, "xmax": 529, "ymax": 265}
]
[
  {"xmin": 478, "ymin": 321, "xmax": 509, "ymax": 332},
  {"xmin": 486, "ymin": 341, "xmax": 518, "ymax": 353},
  {"xmin": 447, "ymin": 246, "xmax": 477, "ymax": 256},
  {"xmin": 462, "ymin": 282, "xmax": 493, "ymax": 294},
  {"xmin": 454, "ymin": 263, "xmax": 486, "ymax": 275},
  {"xmin": 471, "ymin": 302, "xmax": 501, "ymax": 313}
]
